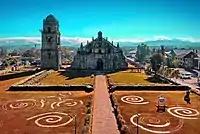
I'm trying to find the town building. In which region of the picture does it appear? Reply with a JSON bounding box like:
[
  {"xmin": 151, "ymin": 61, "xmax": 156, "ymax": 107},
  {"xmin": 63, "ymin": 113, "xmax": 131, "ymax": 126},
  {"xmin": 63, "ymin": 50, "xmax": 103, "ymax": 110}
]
[
  {"xmin": 41, "ymin": 14, "xmax": 61, "ymax": 70},
  {"xmin": 71, "ymin": 31, "xmax": 128, "ymax": 70},
  {"xmin": 166, "ymin": 49, "xmax": 200, "ymax": 70}
]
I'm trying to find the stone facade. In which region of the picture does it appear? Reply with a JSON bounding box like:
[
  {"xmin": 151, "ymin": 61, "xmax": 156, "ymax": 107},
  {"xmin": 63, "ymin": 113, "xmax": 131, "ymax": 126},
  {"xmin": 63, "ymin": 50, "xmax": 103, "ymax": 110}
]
[
  {"xmin": 41, "ymin": 14, "xmax": 61, "ymax": 70},
  {"xmin": 71, "ymin": 31, "xmax": 128, "ymax": 70}
]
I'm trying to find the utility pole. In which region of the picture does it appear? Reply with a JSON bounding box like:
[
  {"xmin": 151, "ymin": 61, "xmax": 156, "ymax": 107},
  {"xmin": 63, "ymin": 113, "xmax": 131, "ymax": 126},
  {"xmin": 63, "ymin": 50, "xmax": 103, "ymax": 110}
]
[
  {"xmin": 136, "ymin": 113, "xmax": 139, "ymax": 134},
  {"xmin": 74, "ymin": 114, "xmax": 77, "ymax": 134}
]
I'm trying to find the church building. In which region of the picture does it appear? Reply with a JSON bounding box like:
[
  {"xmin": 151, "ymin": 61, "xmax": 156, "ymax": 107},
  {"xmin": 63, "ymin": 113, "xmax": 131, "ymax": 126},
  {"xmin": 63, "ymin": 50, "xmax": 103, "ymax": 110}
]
[
  {"xmin": 41, "ymin": 14, "xmax": 61, "ymax": 70},
  {"xmin": 71, "ymin": 31, "xmax": 128, "ymax": 70}
]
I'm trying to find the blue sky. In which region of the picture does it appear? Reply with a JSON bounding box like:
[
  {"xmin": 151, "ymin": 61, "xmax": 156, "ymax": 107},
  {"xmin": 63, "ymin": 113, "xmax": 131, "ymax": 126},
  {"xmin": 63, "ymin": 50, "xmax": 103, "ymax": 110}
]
[{"xmin": 0, "ymin": 0, "xmax": 200, "ymax": 39}]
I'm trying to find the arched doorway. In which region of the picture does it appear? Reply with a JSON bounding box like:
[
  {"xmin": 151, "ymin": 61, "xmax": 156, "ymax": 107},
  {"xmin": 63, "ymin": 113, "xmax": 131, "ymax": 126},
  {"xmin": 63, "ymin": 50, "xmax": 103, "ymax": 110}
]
[{"xmin": 96, "ymin": 58, "xmax": 103, "ymax": 70}]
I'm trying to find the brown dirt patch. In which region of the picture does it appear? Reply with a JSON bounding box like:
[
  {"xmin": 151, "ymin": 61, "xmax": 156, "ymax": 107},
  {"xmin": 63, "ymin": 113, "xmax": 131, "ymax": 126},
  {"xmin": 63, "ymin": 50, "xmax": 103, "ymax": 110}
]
[
  {"xmin": 114, "ymin": 91, "xmax": 200, "ymax": 134},
  {"xmin": 0, "ymin": 91, "xmax": 93, "ymax": 134},
  {"xmin": 0, "ymin": 76, "xmax": 29, "ymax": 91}
]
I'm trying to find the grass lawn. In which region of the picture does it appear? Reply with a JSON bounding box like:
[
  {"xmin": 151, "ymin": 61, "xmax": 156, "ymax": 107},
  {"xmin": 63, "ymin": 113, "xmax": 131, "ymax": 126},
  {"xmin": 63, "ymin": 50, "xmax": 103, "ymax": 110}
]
[
  {"xmin": 39, "ymin": 71, "xmax": 93, "ymax": 85},
  {"xmin": 114, "ymin": 91, "xmax": 200, "ymax": 134},
  {"xmin": 108, "ymin": 69, "xmax": 159, "ymax": 85}
]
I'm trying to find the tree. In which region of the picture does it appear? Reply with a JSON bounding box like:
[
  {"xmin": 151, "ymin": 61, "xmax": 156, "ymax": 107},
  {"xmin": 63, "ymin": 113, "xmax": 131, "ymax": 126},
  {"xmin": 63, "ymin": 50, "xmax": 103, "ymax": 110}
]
[
  {"xmin": 2, "ymin": 60, "xmax": 9, "ymax": 67},
  {"xmin": 135, "ymin": 43, "xmax": 151, "ymax": 62},
  {"xmin": 22, "ymin": 50, "xmax": 36, "ymax": 57},
  {"xmin": 64, "ymin": 49, "xmax": 72, "ymax": 59},
  {"xmin": 150, "ymin": 51, "xmax": 164, "ymax": 76},
  {"xmin": 172, "ymin": 59, "xmax": 179, "ymax": 68}
]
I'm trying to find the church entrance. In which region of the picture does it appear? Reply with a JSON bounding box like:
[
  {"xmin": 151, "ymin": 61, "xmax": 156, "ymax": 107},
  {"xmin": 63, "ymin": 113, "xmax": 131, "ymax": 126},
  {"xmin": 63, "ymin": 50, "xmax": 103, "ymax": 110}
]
[{"xmin": 96, "ymin": 59, "xmax": 103, "ymax": 70}]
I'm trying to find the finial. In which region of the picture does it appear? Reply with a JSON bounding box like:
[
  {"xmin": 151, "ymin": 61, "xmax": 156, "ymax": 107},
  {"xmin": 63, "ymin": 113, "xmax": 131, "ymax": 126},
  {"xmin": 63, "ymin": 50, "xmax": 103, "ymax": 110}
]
[
  {"xmin": 98, "ymin": 31, "xmax": 102, "ymax": 39},
  {"xmin": 80, "ymin": 42, "xmax": 83, "ymax": 48},
  {"xmin": 117, "ymin": 43, "xmax": 119, "ymax": 48}
]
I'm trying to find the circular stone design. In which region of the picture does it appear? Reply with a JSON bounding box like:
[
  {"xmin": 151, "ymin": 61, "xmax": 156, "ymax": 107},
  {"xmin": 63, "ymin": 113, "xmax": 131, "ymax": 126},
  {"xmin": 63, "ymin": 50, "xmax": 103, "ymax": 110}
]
[
  {"xmin": 167, "ymin": 107, "xmax": 199, "ymax": 119},
  {"xmin": 130, "ymin": 113, "xmax": 183, "ymax": 133},
  {"xmin": 27, "ymin": 112, "xmax": 73, "ymax": 128},
  {"xmin": 121, "ymin": 96, "xmax": 149, "ymax": 105}
]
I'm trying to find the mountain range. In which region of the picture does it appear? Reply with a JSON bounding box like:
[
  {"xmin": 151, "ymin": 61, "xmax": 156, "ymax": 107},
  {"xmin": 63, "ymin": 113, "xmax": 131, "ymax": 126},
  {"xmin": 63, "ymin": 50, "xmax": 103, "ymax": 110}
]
[{"xmin": 0, "ymin": 37, "xmax": 200, "ymax": 51}]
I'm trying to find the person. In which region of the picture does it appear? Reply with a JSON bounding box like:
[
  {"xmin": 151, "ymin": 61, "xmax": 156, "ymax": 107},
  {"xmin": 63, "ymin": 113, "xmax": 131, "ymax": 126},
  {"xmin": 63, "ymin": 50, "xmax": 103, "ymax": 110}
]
[{"xmin": 184, "ymin": 90, "xmax": 191, "ymax": 104}]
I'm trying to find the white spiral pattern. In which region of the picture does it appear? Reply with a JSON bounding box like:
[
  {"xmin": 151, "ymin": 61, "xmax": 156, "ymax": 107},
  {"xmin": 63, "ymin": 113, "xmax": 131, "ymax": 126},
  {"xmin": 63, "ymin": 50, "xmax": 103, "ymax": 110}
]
[
  {"xmin": 167, "ymin": 107, "xmax": 199, "ymax": 119},
  {"xmin": 51, "ymin": 99, "xmax": 83, "ymax": 109},
  {"xmin": 2, "ymin": 99, "xmax": 36, "ymax": 110},
  {"xmin": 130, "ymin": 113, "xmax": 183, "ymax": 134},
  {"xmin": 27, "ymin": 112, "xmax": 73, "ymax": 128},
  {"xmin": 121, "ymin": 96, "xmax": 149, "ymax": 105}
]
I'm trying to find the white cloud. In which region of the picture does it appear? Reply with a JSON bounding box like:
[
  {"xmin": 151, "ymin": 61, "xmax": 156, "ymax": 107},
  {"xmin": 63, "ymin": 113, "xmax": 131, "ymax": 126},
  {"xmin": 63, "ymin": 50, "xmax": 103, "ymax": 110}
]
[
  {"xmin": 0, "ymin": 36, "xmax": 200, "ymax": 46},
  {"xmin": 176, "ymin": 37, "xmax": 200, "ymax": 42},
  {"xmin": 153, "ymin": 36, "xmax": 171, "ymax": 41},
  {"xmin": 113, "ymin": 38, "xmax": 146, "ymax": 43},
  {"xmin": 61, "ymin": 37, "xmax": 92, "ymax": 44}
]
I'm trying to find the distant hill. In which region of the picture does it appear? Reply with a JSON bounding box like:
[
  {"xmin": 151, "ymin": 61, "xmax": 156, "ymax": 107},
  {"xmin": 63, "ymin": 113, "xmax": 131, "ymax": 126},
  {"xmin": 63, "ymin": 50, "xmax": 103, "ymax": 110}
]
[{"xmin": 0, "ymin": 37, "xmax": 200, "ymax": 51}]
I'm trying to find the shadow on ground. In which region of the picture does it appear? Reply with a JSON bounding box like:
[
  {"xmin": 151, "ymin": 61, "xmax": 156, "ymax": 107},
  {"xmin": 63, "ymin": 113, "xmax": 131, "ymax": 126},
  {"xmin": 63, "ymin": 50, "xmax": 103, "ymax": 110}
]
[
  {"xmin": 145, "ymin": 76, "xmax": 170, "ymax": 84},
  {"xmin": 59, "ymin": 68, "xmax": 124, "ymax": 80},
  {"xmin": 0, "ymin": 70, "xmax": 38, "ymax": 81}
]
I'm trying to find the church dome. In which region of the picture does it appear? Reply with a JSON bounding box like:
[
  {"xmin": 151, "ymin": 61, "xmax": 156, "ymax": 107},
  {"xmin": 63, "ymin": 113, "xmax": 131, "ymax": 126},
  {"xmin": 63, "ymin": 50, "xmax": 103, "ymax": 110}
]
[{"xmin": 45, "ymin": 14, "xmax": 57, "ymax": 22}]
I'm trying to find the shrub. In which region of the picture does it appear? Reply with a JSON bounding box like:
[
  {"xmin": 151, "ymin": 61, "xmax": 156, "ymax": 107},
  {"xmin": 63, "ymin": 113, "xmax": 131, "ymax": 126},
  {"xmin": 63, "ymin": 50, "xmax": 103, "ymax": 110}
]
[
  {"xmin": 120, "ymin": 125, "xmax": 130, "ymax": 134},
  {"xmin": 85, "ymin": 114, "xmax": 91, "ymax": 125},
  {"xmin": 86, "ymin": 101, "xmax": 91, "ymax": 108},
  {"xmin": 86, "ymin": 107, "xmax": 91, "ymax": 114},
  {"xmin": 82, "ymin": 125, "xmax": 89, "ymax": 134}
]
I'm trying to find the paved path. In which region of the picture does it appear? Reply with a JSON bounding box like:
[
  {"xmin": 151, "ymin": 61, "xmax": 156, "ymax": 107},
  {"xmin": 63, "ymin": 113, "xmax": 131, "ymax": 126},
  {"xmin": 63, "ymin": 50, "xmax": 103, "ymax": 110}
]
[
  {"xmin": 92, "ymin": 75, "xmax": 119, "ymax": 134},
  {"xmin": 170, "ymin": 78, "xmax": 200, "ymax": 95}
]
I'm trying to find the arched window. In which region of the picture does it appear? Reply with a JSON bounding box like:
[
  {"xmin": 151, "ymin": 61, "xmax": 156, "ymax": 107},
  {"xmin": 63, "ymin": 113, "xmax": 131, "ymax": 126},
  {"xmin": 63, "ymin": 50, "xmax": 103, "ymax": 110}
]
[
  {"xmin": 108, "ymin": 48, "xmax": 111, "ymax": 53},
  {"xmin": 48, "ymin": 52, "xmax": 51, "ymax": 59},
  {"xmin": 47, "ymin": 27, "xmax": 51, "ymax": 32},
  {"xmin": 47, "ymin": 37, "xmax": 52, "ymax": 42},
  {"xmin": 98, "ymin": 42, "xmax": 101, "ymax": 47}
]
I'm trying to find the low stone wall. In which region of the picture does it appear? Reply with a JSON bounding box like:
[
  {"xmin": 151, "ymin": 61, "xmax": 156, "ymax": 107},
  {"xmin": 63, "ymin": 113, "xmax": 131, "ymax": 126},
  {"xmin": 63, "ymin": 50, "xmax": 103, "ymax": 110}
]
[
  {"xmin": 82, "ymin": 96, "xmax": 93, "ymax": 134},
  {"xmin": 109, "ymin": 85, "xmax": 190, "ymax": 92},
  {"xmin": 8, "ymin": 85, "xmax": 94, "ymax": 92},
  {"xmin": 22, "ymin": 70, "xmax": 54, "ymax": 85},
  {"xmin": 0, "ymin": 70, "xmax": 39, "ymax": 80},
  {"xmin": 106, "ymin": 75, "xmax": 114, "ymax": 89},
  {"xmin": 13, "ymin": 70, "xmax": 47, "ymax": 86},
  {"xmin": 91, "ymin": 74, "xmax": 95, "ymax": 88},
  {"xmin": 110, "ymin": 93, "xmax": 130, "ymax": 134}
]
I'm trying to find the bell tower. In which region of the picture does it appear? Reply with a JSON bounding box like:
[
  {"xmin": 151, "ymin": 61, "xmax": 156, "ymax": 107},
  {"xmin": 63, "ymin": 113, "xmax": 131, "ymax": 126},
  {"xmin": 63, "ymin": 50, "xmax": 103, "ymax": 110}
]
[{"xmin": 41, "ymin": 14, "xmax": 61, "ymax": 70}]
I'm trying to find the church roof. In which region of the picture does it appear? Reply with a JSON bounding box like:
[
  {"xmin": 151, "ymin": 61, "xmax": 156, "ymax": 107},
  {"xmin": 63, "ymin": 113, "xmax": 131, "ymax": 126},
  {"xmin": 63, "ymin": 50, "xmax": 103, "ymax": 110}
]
[
  {"xmin": 84, "ymin": 31, "xmax": 117, "ymax": 49},
  {"xmin": 45, "ymin": 14, "xmax": 58, "ymax": 22}
]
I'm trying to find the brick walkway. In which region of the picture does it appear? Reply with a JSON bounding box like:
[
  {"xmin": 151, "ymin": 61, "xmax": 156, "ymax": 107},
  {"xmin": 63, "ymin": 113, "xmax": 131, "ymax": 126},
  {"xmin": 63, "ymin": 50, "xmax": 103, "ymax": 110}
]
[{"xmin": 92, "ymin": 75, "xmax": 119, "ymax": 134}]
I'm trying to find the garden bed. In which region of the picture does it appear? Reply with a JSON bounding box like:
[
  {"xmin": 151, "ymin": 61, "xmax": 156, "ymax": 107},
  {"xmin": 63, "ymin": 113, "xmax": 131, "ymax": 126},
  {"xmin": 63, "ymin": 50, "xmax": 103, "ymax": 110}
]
[
  {"xmin": 111, "ymin": 91, "xmax": 200, "ymax": 134},
  {"xmin": 0, "ymin": 91, "xmax": 93, "ymax": 134}
]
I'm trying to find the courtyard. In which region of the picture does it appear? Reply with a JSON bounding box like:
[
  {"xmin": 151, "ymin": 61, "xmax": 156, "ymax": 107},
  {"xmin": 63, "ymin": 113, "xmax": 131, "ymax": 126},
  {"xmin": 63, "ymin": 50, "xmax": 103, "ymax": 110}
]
[{"xmin": 113, "ymin": 91, "xmax": 200, "ymax": 134}]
